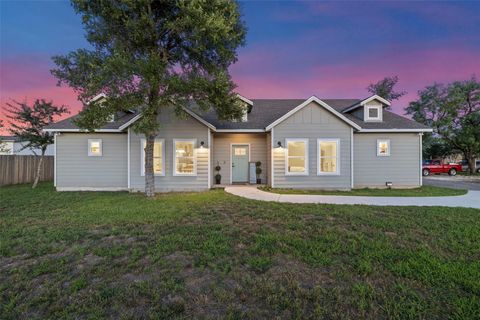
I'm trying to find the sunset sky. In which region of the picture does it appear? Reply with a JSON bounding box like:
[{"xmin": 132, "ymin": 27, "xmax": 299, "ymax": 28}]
[{"xmin": 1, "ymin": 0, "xmax": 479, "ymax": 133}]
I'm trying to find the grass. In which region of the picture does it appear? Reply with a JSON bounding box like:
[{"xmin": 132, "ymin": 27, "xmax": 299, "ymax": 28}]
[
  {"xmin": 258, "ymin": 185, "xmax": 467, "ymax": 197},
  {"xmin": 0, "ymin": 183, "xmax": 479, "ymax": 319}
]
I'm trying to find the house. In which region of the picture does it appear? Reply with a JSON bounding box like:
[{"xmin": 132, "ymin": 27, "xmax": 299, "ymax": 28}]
[
  {"xmin": 44, "ymin": 94, "xmax": 432, "ymax": 192},
  {"xmin": 0, "ymin": 136, "xmax": 54, "ymax": 156}
]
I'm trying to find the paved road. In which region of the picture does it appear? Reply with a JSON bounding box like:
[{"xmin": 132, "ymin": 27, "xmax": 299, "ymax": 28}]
[
  {"xmin": 225, "ymin": 186, "xmax": 480, "ymax": 209},
  {"xmin": 423, "ymin": 176, "xmax": 480, "ymax": 190}
]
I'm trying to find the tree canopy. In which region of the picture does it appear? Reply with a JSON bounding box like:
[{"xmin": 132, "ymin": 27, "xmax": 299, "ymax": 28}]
[
  {"xmin": 51, "ymin": 0, "xmax": 247, "ymax": 196},
  {"xmin": 406, "ymin": 76, "xmax": 480, "ymax": 173},
  {"xmin": 4, "ymin": 99, "xmax": 69, "ymax": 187},
  {"xmin": 367, "ymin": 76, "xmax": 406, "ymax": 105}
]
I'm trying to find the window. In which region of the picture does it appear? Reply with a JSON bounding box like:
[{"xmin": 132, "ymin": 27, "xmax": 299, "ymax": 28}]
[
  {"xmin": 318, "ymin": 139, "xmax": 340, "ymax": 175},
  {"xmin": 234, "ymin": 147, "xmax": 247, "ymax": 156},
  {"xmin": 88, "ymin": 139, "xmax": 102, "ymax": 156},
  {"xmin": 0, "ymin": 141, "xmax": 14, "ymax": 155},
  {"xmin": 174, "ymin": 139, "xmax": 196, "ymax": 175},
  {"xmin": 368, "ymin": 108, "xmax": 378, "ymax": 118},
  {"xmin": 285, "ymin": 139, "xmax": 308, "ymax": 175},
  {"xmin": 377, "ymin": 139, "xmax": 390, "ymax": 156},
  {"xmin": 365, "ymin": 105, "xmax": 382, "ymax": 121},
  {"xmin": 141, "ymin": 139, "xmax": 164, "ymax": 176}
]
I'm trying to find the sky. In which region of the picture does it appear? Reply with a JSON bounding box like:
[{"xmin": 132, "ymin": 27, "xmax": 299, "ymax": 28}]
[{"xmin": 1, "ymin": 0, "xmax": 479, "ymax": 133}]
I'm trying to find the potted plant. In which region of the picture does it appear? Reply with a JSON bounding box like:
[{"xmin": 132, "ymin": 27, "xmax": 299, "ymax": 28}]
[
  {"xmin": 255, "ymin": 161, "xmax": 262, "ymax": 184},
  {"xmin": 215, "ymin": 163, "xmax": 222, "ymax": 184}
]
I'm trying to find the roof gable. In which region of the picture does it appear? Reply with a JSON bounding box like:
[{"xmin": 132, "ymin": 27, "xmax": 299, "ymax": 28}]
[
  {"xmin": 342, "ymin": 94, "xmax": 391, "ymax": 113},
  {"xmin": 265, "ymin": 96, "xmax": 362, "ymax": 131}
]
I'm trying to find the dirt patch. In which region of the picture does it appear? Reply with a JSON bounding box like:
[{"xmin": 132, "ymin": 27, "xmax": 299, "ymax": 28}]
[{"xmin": 76, "ymin": 253, "xmax": 104, "ymax": 270}]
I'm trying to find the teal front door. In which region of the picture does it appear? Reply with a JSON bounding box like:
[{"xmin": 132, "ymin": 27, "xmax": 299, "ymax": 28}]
[{"xmin": 232, "ymin": 145, "xmax": 249, "ymax": 183}]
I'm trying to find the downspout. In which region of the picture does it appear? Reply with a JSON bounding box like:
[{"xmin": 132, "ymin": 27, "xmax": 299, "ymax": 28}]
[
  {"xmin": 127, "ymin": 127, "xmax": 131, "ymax": 190},
  {"xmin": 419, "ymin": 133, "xmax": 423, "ymax": 186},
  {"xmin": 208, "ymin": 128, "xmax": 211, "ymax": 189},
  {"xmin": 54, "ymin": 132, "xmax": 57, "ymax": 187},
  {"xmin": 271, "ymin": 127, "xmax": 275, "ymax": 188},
  {"xmin": 351, "ymin": 128, "xmax": 354, "ymax": 189}
]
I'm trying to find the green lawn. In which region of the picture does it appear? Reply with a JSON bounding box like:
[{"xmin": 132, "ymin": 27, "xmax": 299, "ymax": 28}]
[
  {"xmin": 259, "ymin": 185, "xmax": 467, "ymax": 197},
  {"xmin": 1, "ymin": 183, "xmax": 479, "ymax": 319}
]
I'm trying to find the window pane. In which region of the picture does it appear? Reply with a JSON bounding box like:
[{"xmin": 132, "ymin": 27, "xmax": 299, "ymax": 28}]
[
  {"xmin": 368, "ymin": 108, "xmax": 378, "ymax": 118},
  {"xmin": 378, "ymin": 141, "xmax": 389, "ymax": 155},
  {"xmin": 176, "ymin": 141, "xmax": 194, "ymax": 157},
  {"xmin": 153, "ymin": 158, "xmax": 162, "ymax": 173},
  {"xmin": 320, "ymin": 142, "xmax": 336, "ymax": 157},
  {"xmin": 154, "ymin": 142, "xmax": 162, "ymax": 157},
  {"xmin": 320, "ymin": 157, "xmax": 337, "ymax": 172},
  {"xmin": 288, "ymin": 157, "xmax": 305, "ymax": 172},
  {"xmin": 288, "ymin": 141, "xmax": 305, "ymax": 157},
  {"xmin": 176, "ymin": 157, "xmax": 194, "ymax": 173},
  {"xmin": 234, "ymin": 147, "xmax": 247, "ymax": 156}
]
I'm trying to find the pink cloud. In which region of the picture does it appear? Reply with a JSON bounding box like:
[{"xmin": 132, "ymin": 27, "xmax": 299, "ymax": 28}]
[
  {"xmin": 0, "ymin": 55, "xmax": 81, "ymax": 134},
  {"xmin": 231, "ymin": 44, "xmax": 480, "ymax": 115}
]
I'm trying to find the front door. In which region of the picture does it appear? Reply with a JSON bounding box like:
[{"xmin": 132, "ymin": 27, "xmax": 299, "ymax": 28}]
[{"xmin": 232, "ymin": 145, "xmax": 249, "ymax": 183}]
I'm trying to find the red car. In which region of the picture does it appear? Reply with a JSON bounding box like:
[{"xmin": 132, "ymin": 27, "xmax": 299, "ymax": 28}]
[{"xmin": 422, "ymin": 160, "xmax": 462, "ymax": 176}]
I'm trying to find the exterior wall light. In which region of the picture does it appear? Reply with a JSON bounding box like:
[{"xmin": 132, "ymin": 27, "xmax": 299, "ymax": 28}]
[
  {"xmin": 277, "ymin": 141, "xmax": 283, "ymax": 148},
  {"xmin": 200, "ymin": 141, "xmax": 205, "ymax": 148},
  {"xmin": 385, "ymin": 181, "xmax": 393, "ymax": 189}
]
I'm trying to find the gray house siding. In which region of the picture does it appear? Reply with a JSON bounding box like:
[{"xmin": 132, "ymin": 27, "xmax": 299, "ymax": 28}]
[
  {"xmin": 129, "ymin": 110, "xmax": 209, "ymax": 192},
  {"xmin": 353, "ymin": 133, "xmax": 421, "ymax": 188},
  {"xmin": 272, "ymin": 102, "xmax": 352, "ymax": 189},
  {"xmin": 56, "ymin": 133, "xmax": 128, "ymax": 190},
  {"xmin": 211, "ymin": 133, "xmax": 268, "ymax": 185}
]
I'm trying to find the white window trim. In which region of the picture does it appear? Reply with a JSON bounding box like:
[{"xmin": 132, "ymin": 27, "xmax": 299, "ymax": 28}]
[
  {"xmin": 364, "ymin": 104, "xmax": 382, "ymax": 122},
  {"xmin": 88, "ymin": 139, "xmax": 102, "ymax": 157},
  {"xmin": 285, "ymin": 138, "xmax": 309, "ymax": 176},
  {"xmin": 377, "ymin": 139, "xmax": 391, "ymax": 157},
  {"xmin": 173, "ymin": 139, "xmax": 197, "ymax": 176},
  {"xmin": 317, "ymin": 139, "xmax": 340, "ymax": 176},
  {"xmin": 140, "ymin": 138, "xmax": 165, "ymax": 176}
]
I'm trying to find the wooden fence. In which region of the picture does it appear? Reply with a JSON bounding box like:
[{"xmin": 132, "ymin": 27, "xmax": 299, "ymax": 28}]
[{"xmin": 0, "ymin": 155, "xmax": 54, "ymax": 186}]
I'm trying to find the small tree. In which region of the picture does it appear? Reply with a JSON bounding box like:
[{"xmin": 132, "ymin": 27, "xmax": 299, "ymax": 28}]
[
  {"xmin": 52, "ymin": 0, "xmax": 247, "ymax": 197},
  {"xmin": 4, "ymin": 99, "xmax": 69, "ymax": 188},
  {"xmin": 367, "ymin": 76, "xmax": 406, "ymax": 106},
  {"xmin": 406, "ymin": 76, "xmax": 480, "ymax": 174}
]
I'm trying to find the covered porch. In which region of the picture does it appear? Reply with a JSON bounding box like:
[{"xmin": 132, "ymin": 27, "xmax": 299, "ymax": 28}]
[{"xmin": 210, "ymin": 132, "xmax": 271, "ymax": 186}]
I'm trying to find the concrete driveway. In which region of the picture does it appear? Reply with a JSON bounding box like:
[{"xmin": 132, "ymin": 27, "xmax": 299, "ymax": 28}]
[{"xmin": 423, "ymin": 175, "xmax": 480, "ymax": 191}]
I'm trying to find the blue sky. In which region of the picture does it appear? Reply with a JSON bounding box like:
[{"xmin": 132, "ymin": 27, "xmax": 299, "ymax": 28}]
[{"xmin": 1, "ymin": 0, "xmax": 479, "ymax": 130}]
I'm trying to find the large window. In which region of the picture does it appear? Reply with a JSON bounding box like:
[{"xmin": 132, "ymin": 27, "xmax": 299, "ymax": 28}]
[
  {"xmin": 377, "ymin": 139, "xmax": 390, "ymax": 156},
  {"xmin": 285, "ymin": 138, "xmax": 308, "ymax": 175},
  {"xmin": 174, "ymin": 139, "xmax": 196, "ymax": 176},
  {"xmin": 88, "ymin": 139, "xmax": 102, "ymax": 157},
  {"xmin": 141, "ymin": 139, "xmax": 164, "ymax": 176},
  {"xmin": 317, "ymin": 139, "xmax": 339, "ymax": 175}
]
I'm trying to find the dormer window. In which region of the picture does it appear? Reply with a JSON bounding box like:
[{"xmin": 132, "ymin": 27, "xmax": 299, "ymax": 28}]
[
  {"xmin": 107, "ymin": 114, "xmax": 115, "ymax": 122},
  {"xmin": 364, "ymin": 104, "xmax": 382, "ymax": 122}
]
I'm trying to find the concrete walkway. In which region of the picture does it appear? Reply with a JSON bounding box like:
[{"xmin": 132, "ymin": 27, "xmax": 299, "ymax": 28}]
[{"xmin": 225, "ymin": 186, "xmax": 480, "ymax": 209}]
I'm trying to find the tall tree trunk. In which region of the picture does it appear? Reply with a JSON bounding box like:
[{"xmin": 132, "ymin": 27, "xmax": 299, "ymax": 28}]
[
  {"xmin": 468, "ymin": 154, "xmax": 476, "ymax": 174},
  {"xmin": 32, "ymin": 149, "xmax": 45, "ymax": 189},
  {"xmin": 144, "ymin": 134, "xmax": 156, "ymax": 197}
]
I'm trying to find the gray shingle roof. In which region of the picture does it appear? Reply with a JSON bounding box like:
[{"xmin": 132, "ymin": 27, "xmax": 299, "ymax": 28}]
[
  {"xmin": 44, "ymin": 111, "xmax": 138, "ymax": 131},
  {"xmin": 0, "ymin": 135, "xmax": 21, "ymax": 142},
  {"xmin": 45, "ymin": 98, "xmax": 430, "ymax": 131}
]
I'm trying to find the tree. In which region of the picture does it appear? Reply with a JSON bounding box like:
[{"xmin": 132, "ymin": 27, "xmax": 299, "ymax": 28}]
[
  {"xmin": 51, "ymin": 0, "xmax": 247, "ymax": 197},
  {"xmin": 406, "ymin": 76, "xmax": 480, "ymax": 174},
  {"xmin": 422, "ymin": 134, "xmax": 454, "ymax": 160},
  {"xmin": 4, "ymin": 99, "xmax": 69, "ymax": 188},
  {"xmin": 367, "ymin": 76, "xmax": 406, "ymax": 105}
]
